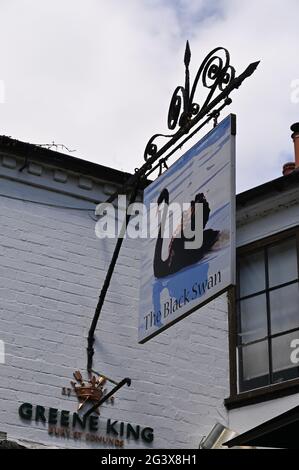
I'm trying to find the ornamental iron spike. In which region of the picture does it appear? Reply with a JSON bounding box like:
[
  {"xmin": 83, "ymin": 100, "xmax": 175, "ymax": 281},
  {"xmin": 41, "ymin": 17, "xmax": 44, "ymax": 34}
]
[{"xmin": 184, "ymin": 40, "xmax": 191, "ymax": 67}]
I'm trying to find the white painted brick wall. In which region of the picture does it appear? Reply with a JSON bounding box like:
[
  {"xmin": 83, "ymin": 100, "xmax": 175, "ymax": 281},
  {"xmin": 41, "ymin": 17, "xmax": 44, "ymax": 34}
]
[{"xmin": 0, "ymin": 171, "xmax": 230, "ymax": 449}]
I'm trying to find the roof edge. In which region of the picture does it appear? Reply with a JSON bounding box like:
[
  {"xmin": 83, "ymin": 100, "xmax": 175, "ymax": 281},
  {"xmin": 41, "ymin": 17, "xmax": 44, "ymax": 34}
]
[{"xmin": 0, "ymin": 135, "xmax": 148, "ymax": 189}]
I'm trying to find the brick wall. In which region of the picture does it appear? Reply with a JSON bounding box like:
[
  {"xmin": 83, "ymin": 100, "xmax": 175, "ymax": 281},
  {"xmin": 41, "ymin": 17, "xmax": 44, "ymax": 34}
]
[{"xmin": 0, "ymin": 155, "xmax": 230, "ymax": 448}]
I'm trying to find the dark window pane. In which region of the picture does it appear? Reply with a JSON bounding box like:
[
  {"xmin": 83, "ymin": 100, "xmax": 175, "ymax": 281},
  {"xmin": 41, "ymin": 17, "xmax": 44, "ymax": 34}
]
[
  {"xmin": 268, "ymin": 238, "xmax": 298, "ymax": 288},
  {"xmin": 241, "ymin": 340, "xmax": 269, "ymax": 382},
  {"xmin": 239, "ymin": 294, "xmax": 267, "ymax": 344},
  {"xmin": 272, "ymin": 331, "xmax": 299, "ymax": 383},
  {"xmin": 239, "ymin": 250, "xmax": 265, "ymax": 298},
  {"xmin": 270, "ymin": 283, "xmax": 299, "ymax": 335},
  {"xmin": 239, "ymin": 373, "xmax": 270, "ymax": 393},
  {"xmin": 237, "ymin": 234, "xmax": 299, "ymax": 393}
]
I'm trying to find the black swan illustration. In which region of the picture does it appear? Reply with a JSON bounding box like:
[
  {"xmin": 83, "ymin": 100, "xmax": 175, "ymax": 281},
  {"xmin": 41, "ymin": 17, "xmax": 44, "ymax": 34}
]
[{"xmin": 153, "ymin": 188, "xmax": 219, "ymax": 278}]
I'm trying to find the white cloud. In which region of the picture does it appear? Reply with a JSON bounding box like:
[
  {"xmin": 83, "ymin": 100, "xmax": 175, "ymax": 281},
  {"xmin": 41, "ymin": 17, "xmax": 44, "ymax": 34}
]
[{"xmin": 0, "ymin": 0, "xmax": 298, "ymax": 191}]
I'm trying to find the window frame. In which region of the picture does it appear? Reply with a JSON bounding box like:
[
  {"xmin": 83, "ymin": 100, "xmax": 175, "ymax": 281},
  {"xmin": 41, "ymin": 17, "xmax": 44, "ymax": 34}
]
[{"xmin": 225, "ymin": 226, "xmax": 299, "ymax": 410}]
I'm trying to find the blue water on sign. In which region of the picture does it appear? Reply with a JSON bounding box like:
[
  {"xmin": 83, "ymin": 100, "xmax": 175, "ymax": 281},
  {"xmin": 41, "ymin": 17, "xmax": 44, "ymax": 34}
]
[{"xmin": 152, "ymin": 261, "xmax": 210, "ymax": 327}]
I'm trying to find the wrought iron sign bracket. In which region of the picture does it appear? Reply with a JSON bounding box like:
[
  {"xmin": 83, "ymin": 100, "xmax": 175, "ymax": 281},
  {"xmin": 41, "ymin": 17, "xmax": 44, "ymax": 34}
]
[
  {"xmin": 83, "ymin": 378, "xmax": 131, "ymax": 418},
  {"xmin": 86, "ymin": 41, "xmax": 260, "ymax": 373},
  {"xmin": 101, "ymin": 42, "xmax": 259, "ymax": 208},
  {"xmin": 87, "ymin": 179, "xmax": 141, "ymax": 373}
]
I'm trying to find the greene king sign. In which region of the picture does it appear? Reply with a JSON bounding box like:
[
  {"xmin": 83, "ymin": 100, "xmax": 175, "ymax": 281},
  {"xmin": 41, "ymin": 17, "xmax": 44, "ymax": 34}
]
[
  {"xmin": 138, "ymin": 115, "xmax": 236, "ymax": 343},
  {"xmin": 18, "ymin": 403, "xmax": 154, "ymax": 447}
]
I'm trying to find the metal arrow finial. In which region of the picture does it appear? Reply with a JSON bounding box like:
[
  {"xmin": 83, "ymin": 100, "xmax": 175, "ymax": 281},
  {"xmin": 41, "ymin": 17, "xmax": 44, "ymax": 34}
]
[
  {"xmin": 184, "ymin": 40, "xmax": 191, "ymax": 68},
  {"xmin": 245, "ymin": 60, "xmax": 261, "ymax": 77},
  {"xmin": 234, "ymin": 60, "xmax": 260, "ymax": 89}
]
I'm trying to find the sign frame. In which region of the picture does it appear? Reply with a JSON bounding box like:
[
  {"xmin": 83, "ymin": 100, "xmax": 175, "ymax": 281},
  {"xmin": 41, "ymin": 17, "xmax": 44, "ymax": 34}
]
[{"xmin": 138, "ymin": 114, "xmax": 236, "ymax": 344}]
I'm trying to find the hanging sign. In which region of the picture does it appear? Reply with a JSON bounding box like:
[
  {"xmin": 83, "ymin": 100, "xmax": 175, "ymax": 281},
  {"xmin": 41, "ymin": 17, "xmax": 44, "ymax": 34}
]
[{"xmin": 138, "ymin": 114, "xmax": 236, "ymax": 343}]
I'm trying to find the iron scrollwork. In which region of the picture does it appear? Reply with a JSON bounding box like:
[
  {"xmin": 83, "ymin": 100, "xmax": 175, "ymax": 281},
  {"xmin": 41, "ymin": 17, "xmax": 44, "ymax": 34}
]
[{"xmin": 144, "ymin": 41, "xmax": 237, "ymax": 162}]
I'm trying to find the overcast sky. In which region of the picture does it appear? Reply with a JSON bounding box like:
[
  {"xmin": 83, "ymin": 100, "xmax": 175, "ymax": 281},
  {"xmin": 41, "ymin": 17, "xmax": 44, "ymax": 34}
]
[{"xmin": 0, "ymin": 0, "xmax": 298, "ymax": 192}]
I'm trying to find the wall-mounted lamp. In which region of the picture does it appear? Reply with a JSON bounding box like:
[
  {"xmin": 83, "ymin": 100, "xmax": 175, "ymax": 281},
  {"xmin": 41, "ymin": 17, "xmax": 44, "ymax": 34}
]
[{"xmin": 199, "ymin": 423, "xmax": 255, "ymax": 449}]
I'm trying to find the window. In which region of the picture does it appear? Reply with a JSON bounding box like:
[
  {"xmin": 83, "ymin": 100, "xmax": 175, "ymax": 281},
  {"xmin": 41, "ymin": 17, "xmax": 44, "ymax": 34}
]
[{"xmin": 236, "ymin": 231, "xmax": 299, "ymax": 393}]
